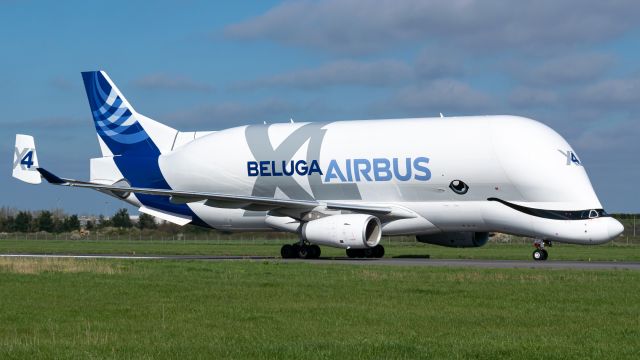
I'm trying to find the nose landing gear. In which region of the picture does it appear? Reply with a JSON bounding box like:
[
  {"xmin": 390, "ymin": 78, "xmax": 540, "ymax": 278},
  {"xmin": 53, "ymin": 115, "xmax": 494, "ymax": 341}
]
[{"xmin": 532, "ymin": 239, "xmax": 551, "ymax": 261}]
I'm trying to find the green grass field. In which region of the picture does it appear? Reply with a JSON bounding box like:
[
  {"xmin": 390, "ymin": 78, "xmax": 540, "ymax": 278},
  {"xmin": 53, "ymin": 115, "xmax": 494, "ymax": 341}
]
[
  {"xmin": 1, "ymin": 238, "xmax": 640, "ymax": 261},
  {"xmin": 1, "ymin": 239, "xmax": 638, "ymax": 358},
  {"xmin": 0, "ymin": 258, "xmax": 638, "ymax": 359}
]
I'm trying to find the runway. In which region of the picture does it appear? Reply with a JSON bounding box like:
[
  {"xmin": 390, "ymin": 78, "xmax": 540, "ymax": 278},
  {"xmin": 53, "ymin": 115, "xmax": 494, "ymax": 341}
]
[{"xmin": 1, "ymin": 253, "xmax": 639, "ymax": 270}]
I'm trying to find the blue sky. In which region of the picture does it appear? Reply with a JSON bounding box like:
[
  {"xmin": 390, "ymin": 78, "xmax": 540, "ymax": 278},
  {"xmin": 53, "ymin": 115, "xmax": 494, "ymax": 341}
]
[{"xmin": 2, "ymin": 0, "xmax": 640, "ymax": 215}]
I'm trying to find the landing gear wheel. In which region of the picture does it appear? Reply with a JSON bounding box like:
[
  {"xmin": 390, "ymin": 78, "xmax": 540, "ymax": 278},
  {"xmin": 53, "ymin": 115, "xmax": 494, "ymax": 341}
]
[
  {"xmin": 541, "ymin": 249, "xmax": 548, "ymax": 260},
  {"xmin": 281, "ymin": 244, "xmax": 295, "ymax": 259},
  {"xmin": 532, "ymin": 239, "xmax": 550, "ymax": 261},
  {"xmin": 346, "ymin": 248, "xmax": 360, "ymax": 258},
  {"xmin": 532, "ymin": 249, "xmax": 548, "ymax": 261},
  {"xmin": 309, "ymin": 245, "xmax": 321, "ymax": 259},
  {"xmin": 297, "ymin": 245, "xmax": 310, "ymax": 259},
  {"xmin": 372, "ymin": 245, "xmax": 385, "ymax": 258}
]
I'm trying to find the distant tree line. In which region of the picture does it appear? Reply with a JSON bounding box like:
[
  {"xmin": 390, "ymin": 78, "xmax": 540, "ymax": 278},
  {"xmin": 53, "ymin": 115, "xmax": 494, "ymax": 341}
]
[
  {"xmin": 0, "ymin": 207, "xmax": 158, "ymax": 233},
  {"xmin": 0, "ymin": 208, "xmax": 79, "ymax": 233},
  {"xmin": 612, "ymin": 213, "xmax": 640, "ymax": 220}
]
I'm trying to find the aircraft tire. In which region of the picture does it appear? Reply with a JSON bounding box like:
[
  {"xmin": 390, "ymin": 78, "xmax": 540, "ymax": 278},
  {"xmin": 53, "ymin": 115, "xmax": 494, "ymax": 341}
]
[
  {"xmin": 532, "ymin": 249, "xmax": 547, "ymax": 261},
  {"xmin": 541, "ymin": 248, "xmax": 548, "ymax": 260},
  {"xmin": 281, "ymin": 244, "xmax": 295, "ymax": 259},
  {"xmin": 297, "ymin": 245, "xmax": 310, "ymax": 259},
  {"xmin": 309, "ymin": 245, "xmax": 321, "ymax": 259},
  {"xmin": 372, "ymin": 245, "xmax": 385, "ymax": 258}
]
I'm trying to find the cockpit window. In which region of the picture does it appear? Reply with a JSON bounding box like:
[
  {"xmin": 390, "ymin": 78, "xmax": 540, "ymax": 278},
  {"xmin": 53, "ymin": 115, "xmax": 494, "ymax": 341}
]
[{"xmin": 488, "ymin": 198, "xmax": 611, "ymax": 221}]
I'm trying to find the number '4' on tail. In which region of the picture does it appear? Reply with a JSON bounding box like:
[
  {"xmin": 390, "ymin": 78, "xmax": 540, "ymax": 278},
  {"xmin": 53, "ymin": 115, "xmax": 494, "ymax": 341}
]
[{"xmin": 12, "ymin": 134, "xmax": 41, "ymax": 184}]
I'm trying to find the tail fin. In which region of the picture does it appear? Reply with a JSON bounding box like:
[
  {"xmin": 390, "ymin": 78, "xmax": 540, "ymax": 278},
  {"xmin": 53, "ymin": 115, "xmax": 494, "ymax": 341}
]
[
  {"xmin": 81, "ymin": 71, "xmax": 177, "ymax": 157},
  {"xmin": 82, "ymin": 70, "xmax": 181, "ymax": 213},
  {"xmin": 12, "ymin": 134, "xmax": 41, "ymax": 184}
]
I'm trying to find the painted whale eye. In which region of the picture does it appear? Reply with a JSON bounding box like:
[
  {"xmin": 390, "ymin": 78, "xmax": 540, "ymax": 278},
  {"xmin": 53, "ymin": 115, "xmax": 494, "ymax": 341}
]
[{"xmin": 449, "ymin": 180, "xmax": 469, "ymax": 195}]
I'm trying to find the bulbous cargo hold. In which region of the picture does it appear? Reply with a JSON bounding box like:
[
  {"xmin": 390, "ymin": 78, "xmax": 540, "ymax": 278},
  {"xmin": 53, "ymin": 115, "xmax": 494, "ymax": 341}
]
[{"xmin": 160, "ymin": 115, "xmax": 600, "ymax": 209}]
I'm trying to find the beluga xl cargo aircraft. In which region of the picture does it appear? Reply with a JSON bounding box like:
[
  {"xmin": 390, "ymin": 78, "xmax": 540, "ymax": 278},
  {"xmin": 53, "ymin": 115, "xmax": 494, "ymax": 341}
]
[{"xmin": 13, "ymin": 71, "xmax": 624, "ymax": 260}]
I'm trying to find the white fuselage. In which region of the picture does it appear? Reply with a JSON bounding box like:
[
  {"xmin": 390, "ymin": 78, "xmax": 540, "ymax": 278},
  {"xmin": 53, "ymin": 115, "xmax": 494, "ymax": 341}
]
[{"xmin": 117, "ymin": 115, "xmax": 622, "ymax": 245}]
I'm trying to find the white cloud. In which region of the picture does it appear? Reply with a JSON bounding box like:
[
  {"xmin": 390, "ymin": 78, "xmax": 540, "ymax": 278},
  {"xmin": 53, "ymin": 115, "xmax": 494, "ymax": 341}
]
[
  {"xmin": 233, "ymin": 59, "xmax": 413, "ymax": 90},
  {"xmin": 508, "ymin": 87, "xmax": 559, "ymax": 108},
  {"xmin": 414, "ymin": 50, "xmax": 465, "ymax": 79},
  {"xmin": 225, "ymin": 0, "xmax": 640, "ymax": 55},
  {"xmin": 163, "ymin": 99, "xmax": 334, "ymax": 129},
  {"xmin": 571, "ymin": 77, "xmax": 640, "ymax": 108},
  {"xmin": 511, "ymin": 53, "xmax": 613, "ymax": 86},
  {"xmin": 375, "ymin": 79, "xmax": 493, "ymax": 116}
]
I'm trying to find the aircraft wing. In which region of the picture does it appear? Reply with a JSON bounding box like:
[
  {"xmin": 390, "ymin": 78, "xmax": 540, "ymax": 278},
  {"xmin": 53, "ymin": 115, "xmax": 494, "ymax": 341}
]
[{"xmin": 36, "ymin": 168, "xmax": 402, "ymax": 218}]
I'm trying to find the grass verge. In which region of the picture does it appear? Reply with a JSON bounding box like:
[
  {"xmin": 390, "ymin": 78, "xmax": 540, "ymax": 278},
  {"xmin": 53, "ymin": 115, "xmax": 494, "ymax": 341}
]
[{"xmin": 0, "ymin": 258, "xmax": 638, "ymax": 359}]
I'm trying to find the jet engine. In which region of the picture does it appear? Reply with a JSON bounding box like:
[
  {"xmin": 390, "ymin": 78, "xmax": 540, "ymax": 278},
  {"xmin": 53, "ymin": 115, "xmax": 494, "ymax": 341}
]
[
  {"xmin": 301, "ymin": 214, "xmax": 382, "ymax": 249},
  {"xmin": 416, "ymin": 232, "xmax": 489, "ymax": 248}
]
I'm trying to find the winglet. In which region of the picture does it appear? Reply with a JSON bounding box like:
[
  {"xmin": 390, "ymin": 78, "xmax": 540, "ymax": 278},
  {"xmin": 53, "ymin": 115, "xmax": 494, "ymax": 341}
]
[{"xmin": 36, "ymin": 168, "xmax": 67, "ymax": 185}]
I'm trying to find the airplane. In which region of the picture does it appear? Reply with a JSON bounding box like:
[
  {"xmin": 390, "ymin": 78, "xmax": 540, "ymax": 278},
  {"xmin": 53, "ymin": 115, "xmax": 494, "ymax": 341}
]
[{"xmin": 12, "ymin": 71, "xmax": 624, "ymax": 261}]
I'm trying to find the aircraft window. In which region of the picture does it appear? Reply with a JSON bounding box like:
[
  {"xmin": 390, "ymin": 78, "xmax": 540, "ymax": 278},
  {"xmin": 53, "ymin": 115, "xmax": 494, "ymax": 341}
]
[
  {"xmin": 449, "ymin": 180, "xmax": 469, "ymax": 195},
  {"xmin": 488, "ymin": 198, "xmax": 610, "ymax": 221}
]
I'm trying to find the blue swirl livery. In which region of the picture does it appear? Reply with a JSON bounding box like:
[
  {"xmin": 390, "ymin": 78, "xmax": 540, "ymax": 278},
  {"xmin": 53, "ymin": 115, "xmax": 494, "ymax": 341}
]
[
  {"xmin": 80, "ymin": 71, "xmax": 206, "ymax": 225},
  {"xmin": 82, "ymin": 71, "xmax": 152, "ymax": 156}
]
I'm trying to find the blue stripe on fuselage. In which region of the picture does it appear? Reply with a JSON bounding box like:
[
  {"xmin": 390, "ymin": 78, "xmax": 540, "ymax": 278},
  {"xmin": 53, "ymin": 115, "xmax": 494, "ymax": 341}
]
[{"xmin": 113, "ymin": 153, "xmax": 211, "ymax": 228}]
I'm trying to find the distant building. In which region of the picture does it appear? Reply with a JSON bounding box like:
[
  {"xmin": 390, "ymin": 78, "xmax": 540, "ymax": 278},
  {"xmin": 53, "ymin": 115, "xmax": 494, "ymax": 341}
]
[
  {"xmin": 78, "ymin": 215, "xmax": 103, "ymax": 227},
  {"xmin": 130, "ymin": 214, "xmax": 163, "ymax": 225}
]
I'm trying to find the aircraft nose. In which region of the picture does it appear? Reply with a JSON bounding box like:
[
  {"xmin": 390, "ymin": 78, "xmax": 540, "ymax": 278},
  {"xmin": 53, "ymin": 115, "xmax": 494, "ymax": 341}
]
[{"xmin": 608, "ymin": 218, "xmax": 624, "ymax": 239}]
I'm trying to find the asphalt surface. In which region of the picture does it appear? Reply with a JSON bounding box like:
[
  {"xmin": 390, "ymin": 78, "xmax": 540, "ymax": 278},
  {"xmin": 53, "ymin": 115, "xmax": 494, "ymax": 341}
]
[{"xmin": 1, "ymin": 253, "xmax": 639, "ymax": 270}]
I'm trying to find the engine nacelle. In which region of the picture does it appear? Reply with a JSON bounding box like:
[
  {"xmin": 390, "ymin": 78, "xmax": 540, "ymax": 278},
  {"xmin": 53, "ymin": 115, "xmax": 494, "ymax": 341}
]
[
  {"xmin": 416, "ymin": 232, "xmax": 489, "ymax": 248},
  {"xmin": 301, "ymin": 214, "xmax": 382, "ymax": 249}
]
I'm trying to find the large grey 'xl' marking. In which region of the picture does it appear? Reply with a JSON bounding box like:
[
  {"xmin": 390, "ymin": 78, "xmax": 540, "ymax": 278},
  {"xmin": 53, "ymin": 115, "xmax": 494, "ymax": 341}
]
[
  {"xmin": 245, "ymin": 122, "xmax": 361, "ymax": 201},
  {"xmin": 13, "ymin": 147, "xmax": 34, "ymax": 170}
]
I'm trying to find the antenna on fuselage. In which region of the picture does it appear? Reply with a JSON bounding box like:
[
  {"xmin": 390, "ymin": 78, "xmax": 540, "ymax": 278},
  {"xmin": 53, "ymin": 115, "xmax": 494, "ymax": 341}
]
[
  {"xmin": 290, "ymin": 118, "xmax": 295, "ymax": 123},
  {"xmin": 440, "ymin": 113, "xmax": 444, "ymax": 118}
]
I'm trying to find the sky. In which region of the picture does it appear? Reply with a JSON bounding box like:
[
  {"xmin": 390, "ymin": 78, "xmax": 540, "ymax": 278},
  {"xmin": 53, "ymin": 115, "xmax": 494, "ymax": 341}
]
[{"xmin": 2, "ymin": 0, "xmax": 640, "ymax": 215}]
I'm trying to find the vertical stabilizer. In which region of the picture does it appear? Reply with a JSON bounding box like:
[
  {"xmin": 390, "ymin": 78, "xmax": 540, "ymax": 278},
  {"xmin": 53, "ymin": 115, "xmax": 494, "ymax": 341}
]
[{"xmin": 81, "ymin": 71, "xmax": 177, "ymax": 157}]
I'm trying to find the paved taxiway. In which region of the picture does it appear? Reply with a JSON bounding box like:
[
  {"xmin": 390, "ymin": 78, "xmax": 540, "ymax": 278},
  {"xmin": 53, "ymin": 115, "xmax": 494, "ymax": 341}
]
[{"xmin": 1, "ymin": 254, "xmax": 639, "ymax": 270}]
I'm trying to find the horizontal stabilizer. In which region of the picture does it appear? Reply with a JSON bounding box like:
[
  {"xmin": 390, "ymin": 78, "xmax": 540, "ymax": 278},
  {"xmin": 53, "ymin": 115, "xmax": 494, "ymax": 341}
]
[{"xmin": 37, "ymin": 168, "xmax": 66, "ymax": 184}]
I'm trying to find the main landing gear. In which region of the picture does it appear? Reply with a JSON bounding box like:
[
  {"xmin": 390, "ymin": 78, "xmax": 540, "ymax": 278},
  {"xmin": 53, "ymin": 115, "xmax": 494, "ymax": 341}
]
[
  {"xmin": 281, "ymin": 242, "xmax": 321, "ymax": 259},
  {"xmin": 346, "ymin": 245, "xmax": 385, "ymax": 259},
  {"xmin": 532, "ymin": 239, "xmax": 552, "ymax": 261}
]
